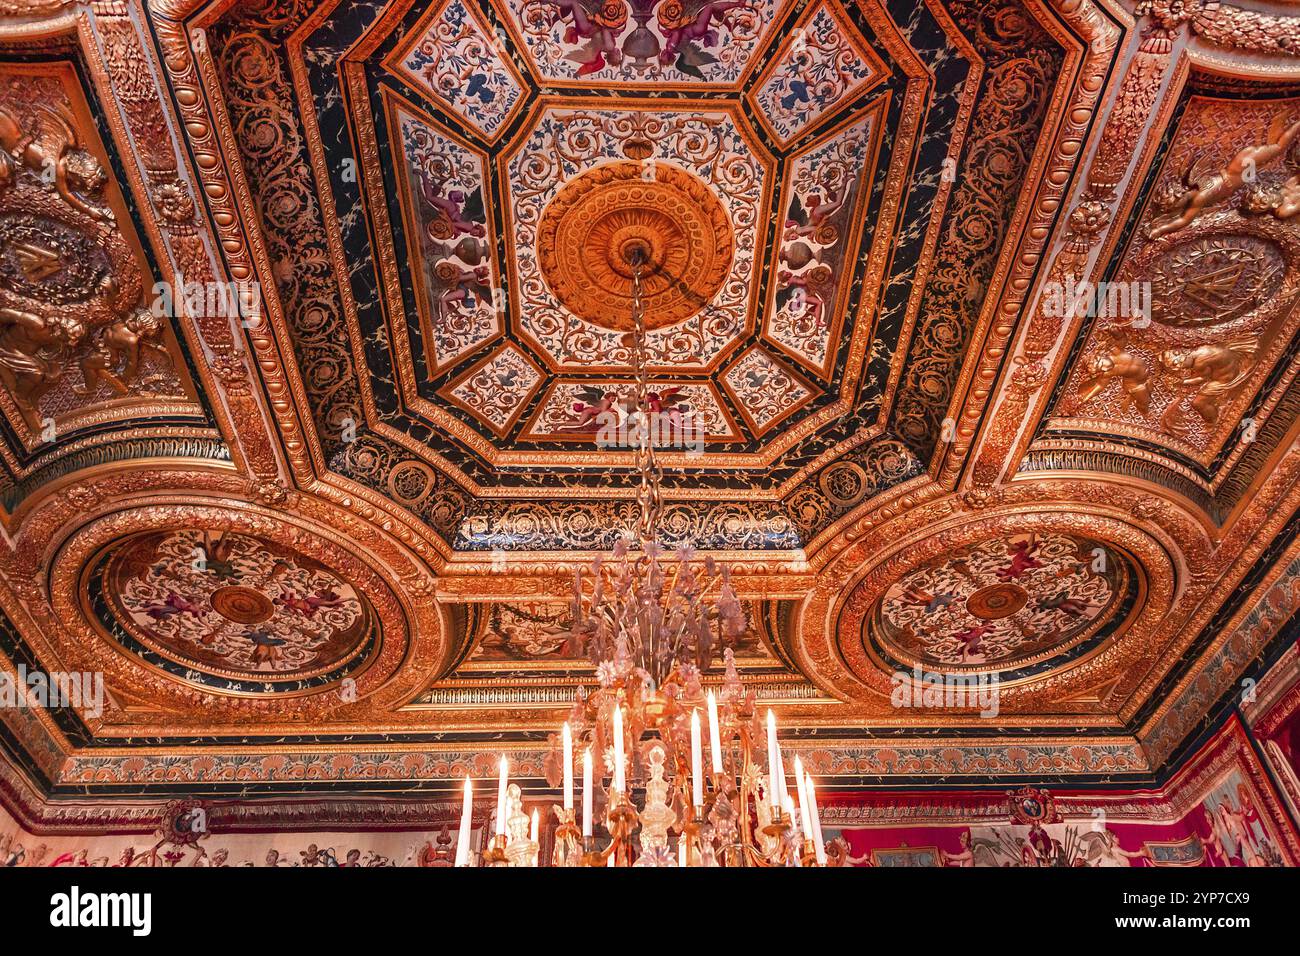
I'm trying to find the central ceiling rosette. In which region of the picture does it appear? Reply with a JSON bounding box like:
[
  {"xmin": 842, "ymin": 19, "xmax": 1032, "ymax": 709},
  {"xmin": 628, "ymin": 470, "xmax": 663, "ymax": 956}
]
[
  {"xmin": 535, "ymin": 159, "xmax": 735, "ymax": 336},
  {"xmin": 514, "ymin": 108, "xmax": 758, "ymax": 369}
]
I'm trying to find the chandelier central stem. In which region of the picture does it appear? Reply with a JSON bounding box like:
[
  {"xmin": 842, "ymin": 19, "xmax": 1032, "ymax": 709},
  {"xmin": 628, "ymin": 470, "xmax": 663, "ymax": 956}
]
[
  {"xmin": 570, "ymin": 240, "xmax": 741, "ymax": 697},
  {"xmin": 628, "ymin": 250, "xmax": 662, "ymax": 552},
  {"xmin": 627, "ymin": 249, "xmax": 667, "ymax": 687}
]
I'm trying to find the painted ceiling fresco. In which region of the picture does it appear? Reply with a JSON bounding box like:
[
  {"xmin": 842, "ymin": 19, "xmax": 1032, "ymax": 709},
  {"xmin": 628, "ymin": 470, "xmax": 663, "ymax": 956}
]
[
  {"xmin": 265, "ymin": 0, "xmax": 958, "ymax": 555},
  {"xmin": 458, "ymin": 598, "xmax": 778, "ymax": 668},
  {"xmin": 95, "ymin": 530, "xmax": 376, "ymax": 692},
  {"xmin": 5, "ymin": 0, "xmax": 1300, "ymax": 803},
  {"xmin": 872, "ymin": 532, "xmax": 1131, "ymax": 671}
]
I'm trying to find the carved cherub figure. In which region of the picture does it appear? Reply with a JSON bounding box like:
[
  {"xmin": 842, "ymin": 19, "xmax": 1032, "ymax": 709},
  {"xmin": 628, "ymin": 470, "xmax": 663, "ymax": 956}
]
[
  {"xmin": 0, "ymin": 306, "xmax": 85, "ymax": 432},
  {"xmin": 1146, "ymin": 113, "xmax": 1300, "ymax": 239},
  {"xmin": 1159, "ymin": 338, "xmax": 1257, "ymax": 428},
  {"xmin": 0, "ymin": 101, "xmax": 110, "ymax": 221},
  {"xmin": 1241, "ymin": 172, "xmax": 1300, "ymax": 219},
  {"xmin": 1074, "ymin": 329, "xmax": 1152, "ymax": 414},
  {"xmin": 75, "ymin": 308, "xmax": 172, "ymax": 397}
]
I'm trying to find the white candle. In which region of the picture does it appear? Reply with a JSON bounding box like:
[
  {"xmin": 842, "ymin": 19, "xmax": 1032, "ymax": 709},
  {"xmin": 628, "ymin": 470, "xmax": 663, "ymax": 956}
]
[
  {"xmin": 774, "ymin": 743, "xmax": 788, "ymax": 813},
  {"xmin": 679, "ymin": 840, "xmax": 687, "ymax": 867},
  {"xmin": 691, "ymin": 710, "xmax": 704, "ymax": 809},
  {"xmin": 806, "ymin": 773, "xmax": 826, "ymax": 865},
  {"xmin": 766, "ymin": 709, "xmax": 780, "ymax": 811},
  {"xmin": 562, "ymin": 722, "xmax": 574, "ymax": 811},
  {"xmin": 706, "ymin": 690, "xmax": 722, "ymax": 774},
  {"xmin": 455, "ymin": 775, "xmax": 472, "ymax": 867},
  {"xmin": 794, "ymin": 755, "xmax": 813, "ymax": 837},
  {"xmin": 612, "ymin": 705, "xmax": 626, "ymax": 794},
  {"xmin": 582, "ymin": 747, "xmax": 593, "ymax": 837},
  {"xmin": 495, "ymin": 755, "xmax": 509, "ymax": 837},
  {"xmin": 530, "ymin": 808, "xmax": 539, "ymax": 844}
]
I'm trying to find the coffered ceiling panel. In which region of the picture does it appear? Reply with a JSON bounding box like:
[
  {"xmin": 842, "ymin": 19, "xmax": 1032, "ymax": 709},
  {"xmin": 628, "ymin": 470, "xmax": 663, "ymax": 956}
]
[
  {"xmin": 0, "ymin": 56, "xmax": 219, "ymax": 515},
  {"xmin": 1033, "ymin": 83, "xmax": 1300, "ymax": 522},
  {"xmin": 208, "ymin": 0, "xmax": 1042, "ymax": 554}
]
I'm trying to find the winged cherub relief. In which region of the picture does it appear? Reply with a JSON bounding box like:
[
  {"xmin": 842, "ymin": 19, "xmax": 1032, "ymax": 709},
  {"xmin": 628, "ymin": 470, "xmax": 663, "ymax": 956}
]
[
  {"xmin": 1158, "ymin": 338, "xmax": 1258, "ymax": 436},
  {"xmin": 0, "ymin": 306, "xmax": 85, "ymax": 432},
  {"xmin": 1242, "ymin": 173, "xmax": 1300, "ymax": 220},
  {"xmin": 0, "ymin": 100, "xmax": 111, "ymax": 222},
  {"xmin": 1146, "ymin": 113, "xmax": 1300, "ymax": 240},
  {"xmin": 1073, "ymin": 328, "xmax": 1153, "ymax": 415}
]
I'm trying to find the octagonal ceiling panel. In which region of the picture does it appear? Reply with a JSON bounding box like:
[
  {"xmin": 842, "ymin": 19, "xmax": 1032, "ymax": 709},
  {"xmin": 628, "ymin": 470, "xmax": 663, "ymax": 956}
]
[
  {"xmin": 503, "ymin": 101, "xmax": 769, "ymax": 372},
  {"xmin": 352, "ymin": 0, "xmax": 916, "ymax": 488},
  {"xmin": 206, "ymin": 0, "xmax": 1069, "ymax": 553}
]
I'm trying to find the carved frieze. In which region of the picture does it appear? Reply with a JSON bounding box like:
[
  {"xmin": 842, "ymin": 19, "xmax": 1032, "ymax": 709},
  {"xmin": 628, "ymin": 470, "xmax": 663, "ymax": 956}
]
[{"xmin": 0, "ymin": 62, "xmax": 199, "ymax": 452}]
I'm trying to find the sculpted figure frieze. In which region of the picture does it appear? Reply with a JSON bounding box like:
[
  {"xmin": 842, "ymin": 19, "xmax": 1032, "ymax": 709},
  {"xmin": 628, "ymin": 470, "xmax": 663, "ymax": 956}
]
[
  {"xmin": 1146, "ymin": 114, "xmax": 1300, "ymax": 240},
  {"xmin": 0, "ymin": 67, "xmax": 186, "ymax": 445}
]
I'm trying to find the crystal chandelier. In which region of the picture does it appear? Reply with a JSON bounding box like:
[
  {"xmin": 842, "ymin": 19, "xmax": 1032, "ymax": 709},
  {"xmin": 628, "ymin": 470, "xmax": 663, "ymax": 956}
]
[{"xmin": 458, "ymin": 246, "xmax": 828, "ymax": 867}]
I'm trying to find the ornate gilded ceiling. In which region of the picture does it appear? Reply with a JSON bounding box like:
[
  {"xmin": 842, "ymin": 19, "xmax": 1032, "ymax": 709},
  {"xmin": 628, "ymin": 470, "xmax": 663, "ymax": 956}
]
[
  {"xmin": 4, "ymin": 0, "xmax": 1300, "ymax": 800},
  {"xmin": 244, "ymin": 0, "xmax": 962, "ymax": 554}
]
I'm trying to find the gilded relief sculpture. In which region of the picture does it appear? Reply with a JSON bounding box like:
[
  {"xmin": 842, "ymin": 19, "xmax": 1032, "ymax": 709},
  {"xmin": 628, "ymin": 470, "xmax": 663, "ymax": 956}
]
[
  {"xmin": 1146, "ymin": 113, "xmax": 1300, "ymax": 239},
  {"xmin": 0, "ymin": 100, "xmax": 111, "ymax": 222},
  {"xmin": 1075, "ymin": 328, "xmax": 1153, "ymax": 415},
  {"xmin": 0, "ymin": 70, "xmax": 179, "ymax": 440},
  {"xmin": 1072, "ymin": 331, "xmax": 1258, "ymax": 433},
  {"xmin": 0, "ymin": 305, "xmax": 84, "ymax": 431},
  {"xmin": 1061, "ymin": 99, "xmax": 1300, "ymax": 458},
  {"xmin": 1158, "ymin": 338, "xmax": 1258, "ymax": 434},
  {"xmin": 75, "ymin": 308, "xmax": 173, "ymax": 398},
  {"xmin": 1243, "ymin": 173, "xmax": 1300, "ymax": 220}
]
